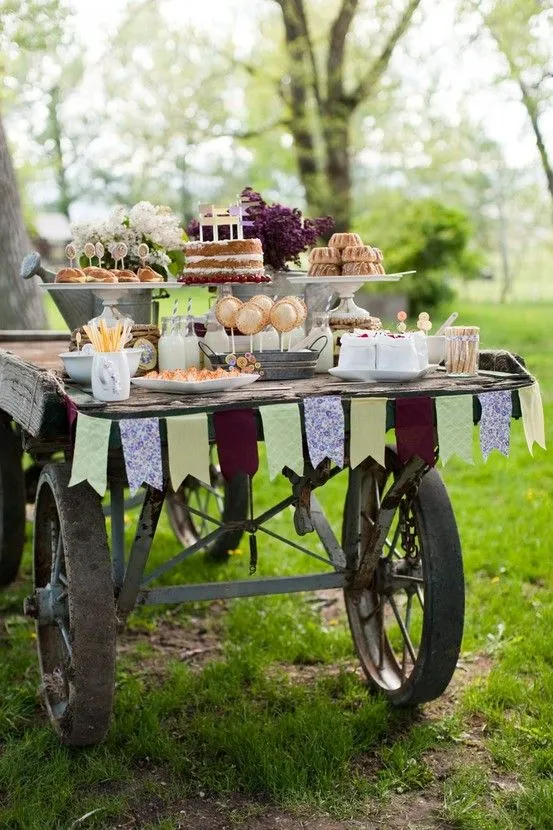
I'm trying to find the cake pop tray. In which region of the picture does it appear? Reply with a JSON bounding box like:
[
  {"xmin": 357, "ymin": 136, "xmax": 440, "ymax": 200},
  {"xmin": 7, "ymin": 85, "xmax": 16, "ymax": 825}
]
[{"xmin": 200, "ymin": 337, "xmax": 327, "ymax": 381}]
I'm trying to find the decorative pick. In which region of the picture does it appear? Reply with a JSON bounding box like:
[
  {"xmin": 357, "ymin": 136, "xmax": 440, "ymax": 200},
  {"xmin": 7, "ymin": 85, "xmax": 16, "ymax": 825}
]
[
  {"xmin": 138, "ymin": 242, "xmax": 149, "ymax": 268},
  {"xmin": 417, "ymin": 312, "xmax": 432, "ymax": 334},
  {"xmin": 397, "ymin": 310, "xmax": 407, "ymax": 334},
  {"xmin": 95, "ymin": 242, "xmax": 104, "ymax": 267},
  {"xmin": 84, "ymin": 242, "xmax": 96, "ymax": 267},
  {"xmin": 65, "ymin": 243, "xmax": 77, "ymax": 267},
  {"xmin": 76, "ymin": 331, "xmax": 81, "ymax": 352}
]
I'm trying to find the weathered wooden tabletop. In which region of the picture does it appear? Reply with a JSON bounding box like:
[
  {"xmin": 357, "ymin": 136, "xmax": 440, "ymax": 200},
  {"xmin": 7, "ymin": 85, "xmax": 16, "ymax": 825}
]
[{"xmin": 0, "ymin": 334, "xmax": 535, "ymax": 440}]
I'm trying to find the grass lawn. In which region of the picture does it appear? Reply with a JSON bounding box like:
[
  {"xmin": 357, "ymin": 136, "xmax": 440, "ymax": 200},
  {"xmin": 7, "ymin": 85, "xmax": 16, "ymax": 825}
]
[{"xmin": 0, "ymin": 301, "xmax": 551, "ymax": 829}]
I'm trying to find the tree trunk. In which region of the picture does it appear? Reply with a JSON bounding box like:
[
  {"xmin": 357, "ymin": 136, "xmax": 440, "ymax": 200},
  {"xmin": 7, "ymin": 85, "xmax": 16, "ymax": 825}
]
[
  {"xmin": 323, "ymin": 107, "xmax": 351, "ymax": 232},
  {"xmin": 518, "ymin": 78, "xmax": 553, "ymax": 222},
  {"xmin": 0, "ymin": 116, "xmax": 47, "ymax": 329},
  {"xmin": 49, "ymin": 86, "xmax": 71, "ymax": 219}
]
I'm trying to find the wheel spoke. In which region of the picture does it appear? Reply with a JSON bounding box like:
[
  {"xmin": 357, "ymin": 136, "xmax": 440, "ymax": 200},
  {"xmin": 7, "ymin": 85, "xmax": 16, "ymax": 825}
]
[
  {"xmin": 51, "ymin": 532, "xmax": 63, "ymax": 585},
  {"xmin": 401, "ymin": 593, "xmax": 414, "ymax": 677},
  {"xmin": 377, "ymin": 600, "xmax": 385, "ymax": 670},
  {"xmin": 389, "ymin": 594, "xmax": 417, "ymax": 664},
  {"xmin": 57, "ymin": 620, "xmax": 72, "ymax": 659},
  {"xmin": 416, "ymin": 585, "xmax": 424, "ymax": 609},
  {"xmin": 360, "ymin": 602, "xmax": 380, "ymax": 625},
  {"xmin": 394, "ymin": 574, "xmax": 424, "ymax": 585},
  {"xmin": 384, "ymin": 520, "xmax": 402, "ymax": 560}
]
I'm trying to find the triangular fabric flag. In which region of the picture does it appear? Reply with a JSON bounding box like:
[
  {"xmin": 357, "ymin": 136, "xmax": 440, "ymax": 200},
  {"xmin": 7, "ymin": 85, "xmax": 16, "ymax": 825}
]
[
  {"xmin": 69, "ymin": 413, "xmax": 112, "ymax": 496},
  {"xmin": 166, "ymin": 412, "xmax": 211, "ymax": 492},
  {"xmin": 65, "ymin": 395, "xmax": 78, "ymax": 434},
  {"xmin": 303, "ymin": 396, "xmax": 345, "ymax": 468},
  {"xmin": 166, "ymin": 413, "xmax": 211, "ymax": 490},
  {"xmin": 119, "ymin": 418, "xmax": 163, "ymax": 494},
  {"xmin": 395, "ymin": 397, "xmax": 436, "ymax": 467},
  {"xmin": 519, "ymin": 383, "xmax": 546, "ymax": 455},
  {"xmin": 213, "ymin": 409, "xmax": 258, "ymax": 481},
  {"xmin": 478, "ymin": 391, "xmax": 512, "ymax": 461},
  {"xmin": 436, "ymin": 395, "xmax": 474, "ymax": 465},
  {"xmin": 349, "ymin": 398, "xmax": 386, "ymax": 468},
  {"xmin": 260, "ymin": 403, "xmax": 304, "ymax": 480}
]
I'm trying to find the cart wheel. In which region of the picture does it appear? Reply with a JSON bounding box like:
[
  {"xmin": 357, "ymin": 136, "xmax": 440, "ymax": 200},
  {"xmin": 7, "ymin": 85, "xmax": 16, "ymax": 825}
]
[
  {"xmin": 166, "ymin": 459, "xmax": 248, "ymax": 560},
  {"xmin": 0, "ymin": 419, "xmax": 26, "ymax": 587},
  {"xmin": 344, "ymin": 447, "xmax": 464, "ymax": 706},
  {"xmin": 31, "ymin": 463, "xmax": 116, "ymax": 745}
]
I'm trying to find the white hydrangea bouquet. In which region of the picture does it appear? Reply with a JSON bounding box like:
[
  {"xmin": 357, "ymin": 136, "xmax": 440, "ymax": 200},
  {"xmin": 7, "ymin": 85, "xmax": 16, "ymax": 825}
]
[{"xmin": 71, "ymin": 202, "xmax": 186, "ymax": 279}]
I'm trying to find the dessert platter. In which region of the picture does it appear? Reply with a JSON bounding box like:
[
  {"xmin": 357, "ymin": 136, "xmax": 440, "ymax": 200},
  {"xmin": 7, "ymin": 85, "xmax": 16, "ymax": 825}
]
[{"xmin": 132, "ymin": 366, "xmax": 260, "ymax": 393}]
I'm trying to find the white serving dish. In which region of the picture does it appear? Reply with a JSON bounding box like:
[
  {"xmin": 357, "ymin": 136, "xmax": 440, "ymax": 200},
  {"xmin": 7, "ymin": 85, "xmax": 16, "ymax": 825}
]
[
  {"xmin": 131, "ymin": 373, "xmax": 260, "ymax": 394},
  {"xmin": 60, "ymin": 348, "xmax": 142, "ymax": 384},
  {"xmin": 328, "ymin": 366, "xmax": 436, "ymax": 383}
]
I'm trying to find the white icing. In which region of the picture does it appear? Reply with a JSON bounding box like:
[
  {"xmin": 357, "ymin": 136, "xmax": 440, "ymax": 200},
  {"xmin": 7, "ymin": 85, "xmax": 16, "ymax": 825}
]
[
  {"xmin": 338, "ymin": 331, "xmax": 427, "ymax": 372},
  {"xmin": 186, "ymin": 254, "xmax": 263, "ymax": 263},
  {"xmin": 185, "ymin": 240, "xmax": 261, "ymax": 251},
  {"xmin": 184, "ymin": 266, "xmax": 264, "ymax": 275}
]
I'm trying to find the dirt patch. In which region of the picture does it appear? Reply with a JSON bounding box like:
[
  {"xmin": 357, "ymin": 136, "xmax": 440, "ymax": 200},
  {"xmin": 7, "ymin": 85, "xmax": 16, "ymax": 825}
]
[{"xmin": 118, "ymin": 616, "xmax": 222, "ymax": 674}]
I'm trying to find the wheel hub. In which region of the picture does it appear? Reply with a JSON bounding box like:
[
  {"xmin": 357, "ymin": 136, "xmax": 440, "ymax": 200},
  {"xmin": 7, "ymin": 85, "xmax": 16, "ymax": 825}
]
[
  {"xmin": 24, "ymin": 584, "xmax": 68, "ymax": 625},
  {"xmin": 373, "ymin": 556, "xmax": 422, "ymax": 596}
]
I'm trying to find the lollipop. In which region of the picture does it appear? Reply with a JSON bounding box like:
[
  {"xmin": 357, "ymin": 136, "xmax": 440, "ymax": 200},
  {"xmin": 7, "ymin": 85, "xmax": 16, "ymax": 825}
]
[
  {"xmin": 84, "ymin": 242, "xmax": 96, "ymax": 267},
  {"xmin": 417, "ymin": 312, "xmax": 432, "ymax": 334},
  {"xmin": 138, "ymin": 243, "xmax": 149, "ymax": 268},
  {"xmin": 236, "ymin": 302, "xmax": 266, "ymax": 353},
  {"xmin": 249, "ymin": 295, "xmax": 273, "ymax": 316},
  {"xmin": 396, "ymin": 310, "xmax": 407, "ymax": 334},
  {"xmin": 280, "ymin": 295, "xmax": 307, "ymax": 325},
  {"xmin": 270, "ymin": 301, "xmax": 299, "ymax": 333},
  {"xmin": 65, "ymin": 243, "xmax": 77, "ymax": 266},
  {"xmin": 95, "ymin": 242, "xmax": 104, "ymax": 267},
  {"xmin": 215, "ymin": 296, "xmax": 242, "ymax": 328}
]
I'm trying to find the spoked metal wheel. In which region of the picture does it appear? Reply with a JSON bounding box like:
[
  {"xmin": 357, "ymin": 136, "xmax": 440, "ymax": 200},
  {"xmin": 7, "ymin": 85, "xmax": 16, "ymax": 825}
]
[
  {"xmin": 30, "ymin": 463, "xmax": 116, "ymax": 745},
  {"xmin": 345, "ymin": 447, "xmax": 464, "ymax": 705},
  {"xmin": 0, "ymin": 418, "xmax": 26, "ymax": 587},
  {"xmin": 166, "ymin": 452, "xmax": 248, "ymax": 560}
]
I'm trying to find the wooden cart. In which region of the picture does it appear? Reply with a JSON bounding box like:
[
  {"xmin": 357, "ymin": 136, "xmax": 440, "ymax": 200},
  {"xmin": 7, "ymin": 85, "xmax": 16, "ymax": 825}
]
[{"xmin": 0, "ymin": 333, "xmax": 534, "ymax": 746}]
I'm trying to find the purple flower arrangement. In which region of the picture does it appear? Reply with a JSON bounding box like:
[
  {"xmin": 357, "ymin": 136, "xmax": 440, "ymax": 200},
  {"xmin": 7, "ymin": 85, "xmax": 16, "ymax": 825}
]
[{"xmin": 186, "ymin": 187, "xmax": 334, "ymax": 271}]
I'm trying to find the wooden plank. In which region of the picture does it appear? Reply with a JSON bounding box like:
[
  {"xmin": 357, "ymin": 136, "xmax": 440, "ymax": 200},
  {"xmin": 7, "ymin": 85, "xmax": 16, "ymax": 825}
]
[{"xmin": 0, "ymin": 349, "xmax": 66, "ymax": 439}]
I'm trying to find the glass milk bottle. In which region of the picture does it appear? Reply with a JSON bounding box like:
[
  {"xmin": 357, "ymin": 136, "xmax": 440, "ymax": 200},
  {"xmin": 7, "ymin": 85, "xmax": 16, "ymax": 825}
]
[
  {"xmin": 158, "ymin": 316, "xmax": 186, "ymax": 371},
  {"xmin": 183, "ymin": 316, "xmax": 201, "ymax": 369},
  {"xmin": 202, "ymin": 313, "xmax": 229, "ymax": 355},
  {"xmin": 310, "ymin": 312, "xmax": 334, "ymax": 373}
]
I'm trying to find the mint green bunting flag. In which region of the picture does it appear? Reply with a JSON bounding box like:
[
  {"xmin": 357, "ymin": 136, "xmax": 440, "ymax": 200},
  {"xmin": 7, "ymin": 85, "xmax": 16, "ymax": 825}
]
[
  {"xmin": 436, "ymin": 395, "xmax": 474, "ymax": 465},
  {"xmin": 69, "ymin": 413, "xmax": 112, "ymax": 496},
  {"xmin": 260, "ymin": 403, "xmax": 304, "ymax": 480}
]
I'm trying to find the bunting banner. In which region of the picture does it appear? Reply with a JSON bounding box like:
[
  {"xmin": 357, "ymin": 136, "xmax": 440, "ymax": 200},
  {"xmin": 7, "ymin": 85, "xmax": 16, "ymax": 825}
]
[
  {"xmin": 260, "ymin": 403, "xmax": 304, "ymax": 480},
  {"xmin": 303, "ymin": 396, "xmax": 345, "ymax": 469},
  {"xmin": 349, "ymin": 398, "xmax": 386, "ymax": 468},
  {"xmin": 166, "ymin": 413, "xmax": 211, "ymax": 491},
  {"xmin": 69, "ymin": 413, "xmax": 112, "ymax": 496},
  {"xmin": 213, "ymin": 409, "xmax": 259, "ymax": 481},
  {"xmin": 478, "ymin": 391, "xmax": 512, "ymax": 461},
  {"xmin": 395, "ymin": 397, "xmax": 436, "ymax": 467},
  {"xmin": 436, "ymin": 395, "xmax": 474, "ymax": 465},
  {"xmin": 119, "ymin": 417, "xmax": 163, "ymax": 494},
  {"xmin": 519, "ymin": 383, "xmax": 546, "ymax": 455}
]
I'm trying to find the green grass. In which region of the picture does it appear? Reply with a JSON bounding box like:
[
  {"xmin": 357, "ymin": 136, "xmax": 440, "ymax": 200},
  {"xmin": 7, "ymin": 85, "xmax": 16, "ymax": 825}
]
[{"xmin": 0, "ymin": 301, "xmax": 551, "ymax": 828}]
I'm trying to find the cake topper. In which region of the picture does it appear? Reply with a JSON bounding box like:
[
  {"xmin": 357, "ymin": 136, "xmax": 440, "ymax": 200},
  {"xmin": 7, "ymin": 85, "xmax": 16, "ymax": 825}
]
[
  {"xmin": 111, "ymin": 242, "xmax": 128, "ymax": 270},
  {"xmin": 83, "ymin": 242, "xmax": 96, "ymax": 267},
  {"xmin": 396, "ymin": 310, "xmax": 407, "ymax": 334},
  {"xmin": 65, "ymin": 243, "xmax": 76, "ymax": 267},
  {"xmin": 95, "ymin": 242, "xmax": 104, "ymax": 268},
  {"xmin": 198, "ymin": 203, "xmax": 239, "ymax": 243},
  {"xmin": 137, "ymin": 242, "xmax": 149, "ymax": 268},
  {"xmin": 417, "ymin": 312, "xmax": 432, "ymax": 334}
]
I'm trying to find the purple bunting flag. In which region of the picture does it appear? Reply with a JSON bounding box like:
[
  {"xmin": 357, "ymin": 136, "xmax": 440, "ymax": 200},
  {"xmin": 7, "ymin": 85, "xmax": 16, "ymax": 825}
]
[
  {"xmin": 303, "ymin": 396, "xmax": 345, "ymax": 468},
  {"xmin": 213, "ymin": 409, "xmax": 259, "ymax": 481},
  {"xmin": 119, "ymin": 418, "xmax": 163, "ymax": 494},
  {"xmin": 478, "ymin": 391, "xmax": 512, "ymax": 461},
  {"xmin": 395, "ymin": 397, "xmax": 436, "ymax": 467}
]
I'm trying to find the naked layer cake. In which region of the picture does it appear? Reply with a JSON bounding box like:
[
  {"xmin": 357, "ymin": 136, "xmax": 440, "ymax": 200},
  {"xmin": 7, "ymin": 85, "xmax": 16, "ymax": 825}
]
[{"xmin": 180, "ymin": 238, "xmax": 270, "ymax": 285}]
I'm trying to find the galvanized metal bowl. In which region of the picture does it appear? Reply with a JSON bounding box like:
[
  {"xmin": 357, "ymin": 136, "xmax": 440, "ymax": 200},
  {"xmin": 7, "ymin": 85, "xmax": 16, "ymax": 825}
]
[{"xmin": 200, "ymin": 336, "xmax": 327, "ymax": 380}]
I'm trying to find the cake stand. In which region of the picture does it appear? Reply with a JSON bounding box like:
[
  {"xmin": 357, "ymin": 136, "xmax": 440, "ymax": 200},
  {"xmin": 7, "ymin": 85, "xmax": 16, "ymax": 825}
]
[
  {"xmin": 286, "ymin": 272, "xmax": 414, "ymax": 324},
  {"xmin": 40, "ymin": 282, "xmax": 183, "ymax": 323}
]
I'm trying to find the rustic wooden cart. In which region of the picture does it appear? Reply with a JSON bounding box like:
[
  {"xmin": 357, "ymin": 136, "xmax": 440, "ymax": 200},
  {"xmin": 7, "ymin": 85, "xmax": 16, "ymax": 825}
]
[{"xmin": 0, "ymin": 333, "xmax": 534, "ymax": 746}]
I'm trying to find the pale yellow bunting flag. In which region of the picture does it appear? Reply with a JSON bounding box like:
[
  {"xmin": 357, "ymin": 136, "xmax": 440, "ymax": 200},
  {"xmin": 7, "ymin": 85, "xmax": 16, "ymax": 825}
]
[
  {"xmin": 69, "ymin": 413, "xmax": 112, "ymax": 496},
  {"xmin": 519, "ymin": 382, "xmax": 546, "ymax": 455},
  {"xmin": 349, "ymin": 398, "xmax": 386, "ymax": 468},
  {"xmin": 166, "ymin": 414, "xmax": 211, "ymax": 490}
]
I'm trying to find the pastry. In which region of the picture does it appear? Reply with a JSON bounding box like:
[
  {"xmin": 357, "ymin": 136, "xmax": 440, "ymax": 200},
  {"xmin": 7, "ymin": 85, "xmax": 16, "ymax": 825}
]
[
  {"xmin": 328, "ymin": 232, "xmax": 362, "ymax": 250},
  {"xmin": 270, "ymin": 301, "xmax": 298, "ymax": 333},
  {"xmin": 82, "ymin": 266, "xmax": 118, "ymax": 283},
  {"xmin": 138, "ymin": 267, "xmax": 161, "ymax": 282},
  {"xmin": 307, "ymin": 263, "xmax": 342, "ymax": 277},
  {"xmin": 181, "ymin": 238, "xmax": 267, "ymax": 285},
  {"xmin": 308, "ymin": 247, "xmax": 341, "ymax": 265},
  {"xmin": 235, "ymin": 302, "xmax": 266, "ymax": 335},
  {"xmin": 215, "ymin": 296, "xmax": 243, "ymax": 328},
  {"xmin": 279, "ymin": 295, "xmax": 306, "ymax": 325},
  {"xmin": 372, "ymin": 248, "xmax": 384, "ymax": 263},
  {"xmin": 341, "ymin": 261, "xmax": 380, "ymax": 276},
  {"xmin": 55, "ymin": 267, "xmax": 87, "ymax": 284},
  {"xmin": 249, "ymin": 295, "xmax": 273, "ymax": 316},
  {"xmin": 341, "ymin": 245, "xmax": 378, "ymax": 263},
  {"xmin": 374, "ymin": 263, "xmax": 385, "ymax": 275},
  {"xmin": 114, "ymin": 269, "xmax": 140, "ymax": 283}
]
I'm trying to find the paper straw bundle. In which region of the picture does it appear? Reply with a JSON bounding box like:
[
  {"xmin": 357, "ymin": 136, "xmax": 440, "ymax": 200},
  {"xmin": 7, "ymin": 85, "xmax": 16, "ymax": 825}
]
[
  {"xmin": 83, "ymin": 319, "xmax": 131, "ymax": 352},
  {"xmin": 445, "ymin": 326, "xmax": 479, "ymax": 375}
]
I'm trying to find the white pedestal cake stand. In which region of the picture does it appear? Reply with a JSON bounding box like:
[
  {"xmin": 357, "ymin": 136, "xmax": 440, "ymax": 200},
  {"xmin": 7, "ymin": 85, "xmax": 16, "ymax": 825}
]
[{"xmin": 286, "ymin": 272, "xmax": 414, "ymax": 325}]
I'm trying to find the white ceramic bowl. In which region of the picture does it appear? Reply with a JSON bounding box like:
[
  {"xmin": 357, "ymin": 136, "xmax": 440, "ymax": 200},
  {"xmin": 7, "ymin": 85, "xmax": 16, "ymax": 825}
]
[
  {"xmin": 426, "ymin": 335, "xmax": 446, "ymax": 365},
  {"xmin": 60, "ymin": 348, "xmax": 143, "ymax": 385}
]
